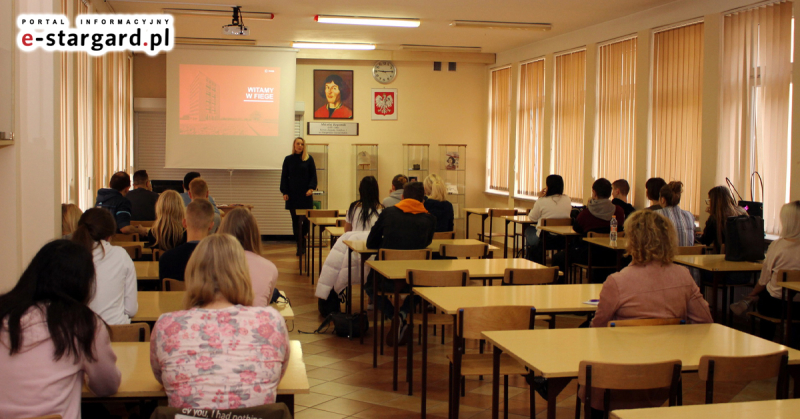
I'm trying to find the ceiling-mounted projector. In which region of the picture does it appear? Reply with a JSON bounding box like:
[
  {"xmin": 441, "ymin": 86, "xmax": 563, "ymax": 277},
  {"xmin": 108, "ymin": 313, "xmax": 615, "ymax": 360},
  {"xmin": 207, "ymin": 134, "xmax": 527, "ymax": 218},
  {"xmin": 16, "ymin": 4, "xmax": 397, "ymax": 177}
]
[{"xmin": 222, "ymin": 6, "xmax": 249, "ymax": 36}]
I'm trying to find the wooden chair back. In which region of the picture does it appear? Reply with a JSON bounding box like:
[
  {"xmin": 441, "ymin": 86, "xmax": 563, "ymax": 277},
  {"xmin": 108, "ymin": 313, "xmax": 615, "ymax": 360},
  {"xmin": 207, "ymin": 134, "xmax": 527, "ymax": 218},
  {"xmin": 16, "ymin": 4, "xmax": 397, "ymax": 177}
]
[
  {"xmin": 162, "ymin": 278, "xmax": 186, "ymax": 292},
  {"xmin": 540, "ymin": 218, "xmax": 571, "ymax": 227},
  {"xmin": 110, "ymin": 323, "xmax": 151, "ymax": 342},
  {"xmin": 336, "ymin": 218, "xmax": 346, "ymax": 227},
  {"xmin": 488, "ymin": 209, "xmax": 516, "ymax": 218},
  {"xmin": 433, "ymin": 231, "xmax": 455, "ymax": 240},
  {"xmin": 307, "ymin": 209, "xmax": 339, "ymax": 218},
  {"xmin": 578, "ymin": 359, "xmax": 681, "ymax": 390},
  {"xmin": 676, "ymin": 246, "xmax": 705, "ymax": 255},
  {"xmin": 503, "ymin": 267, "xmax": 558, "ymax": 285},
  {"xmin": 113, "ymin": 233, "xmax": 139, "ymax": 242},
  {"xmin": 779, "ymin": 270, "xmax": 800, "ymax": 284},
  {"xmin": 407, "ymin": 269, "xmax": 469, "ymax": 288},
  {"xmin": 378, "ymin": 248, "xmax": 432, "ymax": 261},
  {"xmin": 152, "ymin": 248, "xmax": 164, "ymax": 262},
  {"xmin": 120, "ymin": 245, "xmax": 142, "ymax": 260},
  {"xmin": 439, "ymin": 243, "xmax": 488, "ymax": 259},
  {"xmin": 609, "ymin": 318, "xmax": 684, "ymax": 327},
  {"xmin": 457, "ymin": 306, "xmax": 536, "ymax": 341},
  {"xmin": 698, "ymin": 351, "xmax": 788, "ymax": 402},
  {"xmin": 130, "ymin": 220, "xmax": 154, "ymax": 228}
]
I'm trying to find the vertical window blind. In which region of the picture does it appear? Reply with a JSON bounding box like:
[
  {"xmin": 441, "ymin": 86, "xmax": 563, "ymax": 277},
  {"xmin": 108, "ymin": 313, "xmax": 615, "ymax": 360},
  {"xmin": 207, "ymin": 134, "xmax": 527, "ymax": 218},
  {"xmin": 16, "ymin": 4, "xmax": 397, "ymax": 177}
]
[
  {"xmin": 488, "ymin": 66, "xmax": 511, "ymax": 192},
  {"xmin": 595, "ymin": 37, "xmax": 637, "ymax": 202},
  {"xmin": 650, "ymin": 22, "xmax": 704, "ymax": 216},
  {"xmin": 516, "ymin": 58, "xmax": 546, "ymax": 198},
  {"xmin": 720, "ymin": 1, "xmax": 792, "ymax": 234},
  {"xmin": 552, "ymin": 49, "xmax": 586, "ymax": 199}
]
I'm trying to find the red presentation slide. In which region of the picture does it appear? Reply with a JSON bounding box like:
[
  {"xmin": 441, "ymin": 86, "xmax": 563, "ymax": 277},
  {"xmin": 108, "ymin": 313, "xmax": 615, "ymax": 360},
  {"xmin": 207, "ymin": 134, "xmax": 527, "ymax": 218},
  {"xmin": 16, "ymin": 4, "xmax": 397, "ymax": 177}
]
[{"xmin": 179, "ymin": 64, "xmax": 280, "ymax": 136}]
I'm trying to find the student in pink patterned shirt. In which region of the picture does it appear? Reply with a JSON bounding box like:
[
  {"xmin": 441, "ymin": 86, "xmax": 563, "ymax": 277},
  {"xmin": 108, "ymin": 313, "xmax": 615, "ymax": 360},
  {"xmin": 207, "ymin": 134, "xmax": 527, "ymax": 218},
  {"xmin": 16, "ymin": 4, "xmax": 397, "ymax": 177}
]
[{"xmin": 150, "ymin": 234, "xmax": 290, "ymax": 409}]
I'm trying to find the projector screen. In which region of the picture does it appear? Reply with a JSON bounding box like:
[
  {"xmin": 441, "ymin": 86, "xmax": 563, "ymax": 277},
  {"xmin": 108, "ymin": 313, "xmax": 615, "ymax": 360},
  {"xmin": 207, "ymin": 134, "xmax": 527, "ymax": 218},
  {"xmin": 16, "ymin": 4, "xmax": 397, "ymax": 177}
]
[{"xmin": 165, "ymin": 46, "xmax": 297, "ymax": 169}]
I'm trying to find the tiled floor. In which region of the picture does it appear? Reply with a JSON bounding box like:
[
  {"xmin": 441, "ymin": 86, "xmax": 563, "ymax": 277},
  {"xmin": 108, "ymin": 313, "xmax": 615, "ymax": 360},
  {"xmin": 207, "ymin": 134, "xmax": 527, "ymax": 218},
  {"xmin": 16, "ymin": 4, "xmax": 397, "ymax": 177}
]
[{"xmin": 265, "ymin": 241, "xmax": 785, "ymax": 419}]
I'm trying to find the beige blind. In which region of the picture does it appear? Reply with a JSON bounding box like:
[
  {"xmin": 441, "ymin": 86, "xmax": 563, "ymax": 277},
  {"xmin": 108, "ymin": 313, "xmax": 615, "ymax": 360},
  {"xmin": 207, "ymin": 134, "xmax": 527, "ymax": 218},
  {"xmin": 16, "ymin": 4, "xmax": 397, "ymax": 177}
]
[
  {"xmin": 720, "ymin": 1, "xmax": 792, "ymax": 234},
  {"xmin": 516, "ymin": 59, "xmax": 546, "ymax": 198},
  {"xmin": 651, "ymin": 22, "xmax": 704, "ymax": 216},
  {"xmin": 596, "ymin": 38, "xmax": 637, "ymax": 203},
  {"xmin": 488, "ymin": 66, "xmax": 511, "ymax": 192},
  {"xmin": 552, "ymin": 50, "xmax": 586, "ymax": 199}
]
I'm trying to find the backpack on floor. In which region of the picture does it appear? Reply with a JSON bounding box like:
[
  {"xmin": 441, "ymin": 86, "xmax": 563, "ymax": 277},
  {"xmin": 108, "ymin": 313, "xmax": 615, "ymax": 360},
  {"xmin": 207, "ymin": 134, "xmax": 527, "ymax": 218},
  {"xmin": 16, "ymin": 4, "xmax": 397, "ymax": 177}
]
[{"xmin": 318, "ymin": 289, "xmax": 342, "ymax": 317}]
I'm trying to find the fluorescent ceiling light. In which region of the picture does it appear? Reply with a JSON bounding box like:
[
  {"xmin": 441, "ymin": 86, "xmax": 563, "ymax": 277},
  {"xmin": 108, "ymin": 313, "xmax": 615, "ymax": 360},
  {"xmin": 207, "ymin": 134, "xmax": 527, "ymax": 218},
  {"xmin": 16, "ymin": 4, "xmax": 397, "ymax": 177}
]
[
  {"xmin": 292, "ymin": 42, "xmax": 376, "ymax": 50},
  {"xmin": 402, "ymin": 44, "xmax": 482, "ymax": 53},
  {"xmin": 163, "ymin": 8, "xmax": 274, "ymax": 21},
  {"xmin": 315, "ymin": 15, "xmax": 420, "ymax": 28},
  {"xmin": 176, "ymin": 37, "xmax": 257, "ymax": 46},
  {"xmin": 450, "ymin": 20, "xmax": 551, "ymax": 30}
]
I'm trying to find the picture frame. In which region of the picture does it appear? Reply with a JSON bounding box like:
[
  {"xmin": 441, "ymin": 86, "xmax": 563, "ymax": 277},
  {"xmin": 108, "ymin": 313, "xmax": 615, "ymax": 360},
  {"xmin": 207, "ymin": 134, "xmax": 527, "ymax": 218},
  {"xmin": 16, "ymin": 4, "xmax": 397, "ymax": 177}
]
[
  {"xmin": 371, "ymin": 88, "xmax": 398, "ymax": 120},
  {"xmin": 314, "ymin": 70, "xmax": 354, "ymax": 120}
]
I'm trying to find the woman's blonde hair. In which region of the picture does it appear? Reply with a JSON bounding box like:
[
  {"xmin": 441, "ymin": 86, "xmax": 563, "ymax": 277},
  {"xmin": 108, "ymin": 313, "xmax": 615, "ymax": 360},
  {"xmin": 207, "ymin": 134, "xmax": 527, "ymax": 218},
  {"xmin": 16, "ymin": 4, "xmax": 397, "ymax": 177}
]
[
  {"xmin": 423, "ymin": 173, "xmax": 447, "ymax": 201},
  {"xmin": 218, "ymin": 207, "xmax": 262, "ymax": 255},
  {"xmin": 780, "ymin": 201, "xmax": 800, "ymax": 240},
  {"xmin": 152, "ymin": 190, "xmax": 185, "ymax": 251},
  {"xmin": 292, "ymin": 137, "xmax": 309, "ymax": 161},
  {"xmin": 61, "ymin": 203, "xmax": 83, "ymax": 236},
  {"xmin": 624, "ymin": 210, "xmax": 677, "ymax": 266},
  {"xmin": 184, "ymin": 234, "xmax": 254, "ymax": 309}
]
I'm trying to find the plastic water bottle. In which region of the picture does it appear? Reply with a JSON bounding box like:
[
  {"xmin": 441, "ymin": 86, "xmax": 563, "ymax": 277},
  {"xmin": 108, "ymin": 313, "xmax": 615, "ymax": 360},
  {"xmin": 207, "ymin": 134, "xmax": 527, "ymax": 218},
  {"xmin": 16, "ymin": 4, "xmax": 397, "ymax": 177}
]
[{"xmin": 610, "ymin": 215, "xmax": 618, "ymax": 247}]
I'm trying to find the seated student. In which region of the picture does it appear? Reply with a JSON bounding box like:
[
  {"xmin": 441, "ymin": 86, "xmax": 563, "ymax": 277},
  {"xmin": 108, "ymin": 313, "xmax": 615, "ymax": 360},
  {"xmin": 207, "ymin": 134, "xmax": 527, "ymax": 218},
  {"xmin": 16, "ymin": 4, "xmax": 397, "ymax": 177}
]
[
  {"xmin": 654, "ymin": 182, "xmax": 696, "ymax": 247},
  {"xmin": 94, "ymin": 171, "xmax": 148, "ymax": 236},
  {"xmin": 219, "ymin": 207, "xmax": 279, "ymax": 306},
  {"xmin": 180, "ymin": 171, "xmax": 222, "ymax": 214},
  {"xmin": 159, "ymin": 199, "xmax": 215, "ymax": 282},
  {"xmin": 645, "ymin": 177, "xmax": 667, "ymax": 210},
  {"xmin": 72, "ymin": 208, "xmax": 138, "ymax": 325},
  {"xmin": 144, "ymin": 190, "xmax": 187, "ymax": 251},
  {"xmin": 0, "ymin": 240, "xmax": 121, "ymax": 419},
  {"xmin": 526, "ymin": 174, "xmax": 572, "ymax": 263},
  {"xmin": 741, "ymin": 201, "xmax": 800, "ymax": 346},
  {"xmin": 423, "ymin": 174, "xmax": 454, "ymax": 232},
  {"xmin": 611, "ymin": 179, "xmax": 636, "ymax": 218},
  {"xmin": 61, "ymin": 203, "xmax": 82, "ymax": 239},
  {"xmin": 382, "ymin": 174, "xmax": 408, "ymax": 208},
  {"xmin": 345, "ymin": 176, "xmax": 384, "ymax": 232},
  {"xmin": 187, "ymin": 177, "xmax": 221, "ymax": 233},
  {"xmin": 367, "ymin": 181, "xmax": 437, "ymax": 345},
  {"xmin": 552, "ymin": 178, "xmax": 625, "ymax": 283},
  {"xmin": 127, "ymin": 169, "xmax": 159, "ymax": 221},
  {"xmin": 698, "ymin": 185, "xmax": 747, "ymax": 254},
  {"xmin": 150, "ymin": 234, "xmax": 290, "ymax": 409}
]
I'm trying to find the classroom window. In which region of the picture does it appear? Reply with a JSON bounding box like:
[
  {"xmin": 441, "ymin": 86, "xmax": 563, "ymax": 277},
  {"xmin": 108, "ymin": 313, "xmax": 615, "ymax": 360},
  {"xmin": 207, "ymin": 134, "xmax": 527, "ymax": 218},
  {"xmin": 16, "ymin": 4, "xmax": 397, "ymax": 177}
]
[
  {"xmin": 595, "ymin": 37, "xmax": 637, "ymax": 203},
  {"xmin": 552, "ymin": 49, "xmax": 586, "ymax": 199},
  {"xmin": 650, "ymin": 22, "xmax": 704, "ymax": 216},
  {"xmin": 515, "ymin": 58, "xmax": 546, "ymax": 199},
  {"xmin": 719, "ymin": 2, "xmax": 793, "ymax": 235},
  {"xmin": 487, "ymin": 66, "xmax": 511, "ymax": 193}
]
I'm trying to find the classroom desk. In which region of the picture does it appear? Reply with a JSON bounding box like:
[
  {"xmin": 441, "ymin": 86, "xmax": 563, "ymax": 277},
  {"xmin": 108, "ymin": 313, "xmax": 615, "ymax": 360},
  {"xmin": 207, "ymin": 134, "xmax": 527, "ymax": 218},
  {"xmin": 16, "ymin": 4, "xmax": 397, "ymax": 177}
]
[
  {"xmin": 134, "ymin": 261, "xmax": 159, "ymax": 280},
  {"xmin": 414, "ymin": 284, "xmax": 601, "ymax": 416},
  {"xmin": 308, "ymin": 216, "xmax": 344, "ymax": 284},
  {"xmin": 538, "ymin": 225, "xmax": 580, "ymax": 283},
  {"xmin": 482, "ymin": 324, "xmax": 800, "ymax": 419},
  {"xmin": 610, "ymin": 399, "xmax": 800, "ymax": 419},
  {"xmin": 780, "ymin": 282, "xmax": 800, "ymax": 346},
  {"xmin": 112, "ymin": 241, "xmax": 153, "ymax": 256},
  {"xmin": 326, "ymin": 226, "xmax": 345, "ymax": 248},
  {"xmin": 82, "ymin": 341, "xmax": 309, "ymax": 415},
  {"xmin": 673, "ymin": 255, "xmax": 763, "ymax": 324},
  {"xmin": 133, "ymin": 291, "xmax": 295, "ymax": 322},
  {"xmin": 501, "ymin": 215, "xmax": 536, "ymax": 258},
  {"xmin": 464, "ymin": 208, "xmax": 528, "ymax": 243},
  {"xmin": 365, "ymin": 258, "xmax": 546, "ymax": 392}
]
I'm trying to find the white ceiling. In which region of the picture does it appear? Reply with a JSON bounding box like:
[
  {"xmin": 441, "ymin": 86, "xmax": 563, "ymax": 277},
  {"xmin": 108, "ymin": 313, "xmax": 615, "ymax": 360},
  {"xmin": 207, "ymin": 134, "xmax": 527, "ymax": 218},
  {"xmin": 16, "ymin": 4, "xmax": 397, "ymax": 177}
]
[{"xmin": 107, "ymin": 0, "xmax": 678, "ymax": 54}]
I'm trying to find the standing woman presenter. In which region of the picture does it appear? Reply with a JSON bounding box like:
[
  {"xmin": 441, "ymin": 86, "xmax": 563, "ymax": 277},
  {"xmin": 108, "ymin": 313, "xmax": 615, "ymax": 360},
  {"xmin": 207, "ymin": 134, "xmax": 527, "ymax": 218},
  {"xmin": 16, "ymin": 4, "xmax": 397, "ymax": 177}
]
[{"xmin": 281, "ymin": 137, "xmax": 317, "ymax": 255}]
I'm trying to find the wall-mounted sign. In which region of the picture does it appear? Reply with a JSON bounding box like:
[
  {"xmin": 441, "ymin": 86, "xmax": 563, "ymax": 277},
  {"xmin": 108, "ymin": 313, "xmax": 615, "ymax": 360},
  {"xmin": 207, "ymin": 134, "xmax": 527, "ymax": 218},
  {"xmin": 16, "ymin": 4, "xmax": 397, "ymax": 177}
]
[{"xmin": 307, "ymin": 122, "xmax": 359, "ymax": 136}]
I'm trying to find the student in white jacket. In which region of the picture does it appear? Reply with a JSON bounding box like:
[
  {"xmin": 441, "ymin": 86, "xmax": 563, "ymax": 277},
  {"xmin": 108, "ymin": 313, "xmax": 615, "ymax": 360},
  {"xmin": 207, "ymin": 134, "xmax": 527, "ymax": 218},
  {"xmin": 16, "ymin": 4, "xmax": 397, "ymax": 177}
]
[
  {"xmin": 72, "ymin": 208, "xmax": 138, "ymax": 325},
  {"xmin": 526, "ymin": 175, "xmax": 573, "ymax": 262}
]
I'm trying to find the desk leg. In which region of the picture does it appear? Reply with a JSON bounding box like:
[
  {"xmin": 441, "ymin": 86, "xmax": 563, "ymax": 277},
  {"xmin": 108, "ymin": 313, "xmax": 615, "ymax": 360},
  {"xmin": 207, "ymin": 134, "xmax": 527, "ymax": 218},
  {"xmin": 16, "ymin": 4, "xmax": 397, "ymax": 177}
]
[
  {"xmin": 373, "ymin": 271, "xmax": 379, "ymax": 367},
  {"xmin": 408, "ymin": 292, "xmax": 414, "ymax": 396},
  {"xmin": 466, "ymin": 212, "xmax": 471, "ymax": 241},
  {"xmin": 421, "ymin": 300, "xmax": 429, "ymax": 418},
  {"xmin": 564, "ymin": 236, "xmax": 571, "ymax": 284},
  {"xmin": 319, "ymin": 227, "xmax": 324, "ymax": 279},
  {"xmin": 491, "ymin": 347, "xmax": 501, "ymax": 419},
  {"xmin": 787, "ymin": 290, "xmax": 796, "ymax": 347},
  {"xmin": 346, "ymin": 248, "xmax": 353, "ymax": 315},
  {"xmin": 542, "ymin": 377, "xmax": 570, "ymax": 419},
  {"xmin": 587, "ymin": 244, "xmax": 593, "ymax": 284},
  {"xmin": 297, "ymin": 216, "xmax": 303, "ymax": 273},
  {"xmin": 452, "ymin": 320, "xmax": 462, "ymax": 419},
  {"xmin": 392, "ymin": 281, "xmax": 400, "ymax": 392},
  {"xmin": 504, "ymin": 220, "xmax": 509, "ymax": 258},
  {"xmin": 541, "ymin": 230, "xmax": 547, "ymax": 266},
  {"xmin": 520, "ymin": 224, "xmax": 529, "ymax": 258},
  {"xmin": 361, "ymin": 256, "xmax": 366, "ymax": 345},
  {"xmin": 311, "ymin": 224, "xmax": 317, "ymax": 285},
  {"xmin": 711, "ymin": 272, "xmax": 721, "ymax": 323}
]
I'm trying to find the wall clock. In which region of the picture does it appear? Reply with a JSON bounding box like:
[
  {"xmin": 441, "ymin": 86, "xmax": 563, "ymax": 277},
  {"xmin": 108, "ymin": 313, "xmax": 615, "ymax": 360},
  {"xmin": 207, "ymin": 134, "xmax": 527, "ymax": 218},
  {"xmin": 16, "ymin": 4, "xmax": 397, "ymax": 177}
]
[{"xmin": 372, "ymin": 60, "xmax": 397, "ymax": 84}]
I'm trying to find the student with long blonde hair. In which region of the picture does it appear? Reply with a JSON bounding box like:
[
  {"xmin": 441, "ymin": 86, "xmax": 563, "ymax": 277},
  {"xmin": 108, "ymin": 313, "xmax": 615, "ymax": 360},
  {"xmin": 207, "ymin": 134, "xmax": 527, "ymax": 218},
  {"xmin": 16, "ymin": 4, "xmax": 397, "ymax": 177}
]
[
  {"xmin": 61, "ymin": 203, "xmax": 83, "ymax": 239},
  {"xmin": 423, "ymin": 173, "xmax": 454, "ymax": 232},
  {"xmin": 150, "ymin": 234, "xmax": 290, "ymax": 409},
  {"xmin": 145, "ymin": 190, "xmax": 186, "ymax": 251},
  {"xmin": 218, "ymin": 207, "xmax": 279, "ymax": 306}
]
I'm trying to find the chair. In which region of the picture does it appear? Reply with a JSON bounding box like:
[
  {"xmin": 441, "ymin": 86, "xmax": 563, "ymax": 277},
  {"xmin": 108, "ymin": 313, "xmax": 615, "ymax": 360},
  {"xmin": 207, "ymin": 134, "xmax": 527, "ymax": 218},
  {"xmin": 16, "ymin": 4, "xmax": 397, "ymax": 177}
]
[
  {"xmin": 109, "ymin": 323, "xmax": 151, "ymax": 342},
  {"xmin": 162, "ymin": 278, "xmax": 186, "ymax": 291},
  {"xmin": 478, "ymin": 209, "xmax": 516, "ymax": 245},
  {"xmin": 609, "ymin": 318, "xmax": 684, "ymax": 327},
  {"xmin": 503, "ymin": 267, "xmax": 559, "ymax": 328},
  {"xmin": 120, "ymin": 245, "xmax": 142, "ymax": 260},
  {"xmin": 112, "ymin": 233, "xmax": 139, "ymax": 242},
  {"xmin": 439, "ymin": 243, "xmax": 488, "ymax": 259},
  {"xmin": 152, "ymin": 248, "xmax": 164, "ymax": 262},
  {"xmin": 747, "ymin": 270, "xmax": 800, "ymax": 343},
  {"xmin": 433, "ymin": 231, "xmax": 455, "ymax": 239},
  {"xmin": 336, "ymin": 218, "xmax": 346, "ymax": 227},
  {"xmin": 576, "ymin": 360, "xmax": 682, "ymax": 419},
  {"xmin": 130, "ymin": 220, "xmax": 154, "ymax": 228},
  {"xmin": 538, "ymin": 218, "xmax": 572, "ymax": 265},
  {"xmin": 676, "ymin": 246, "xmax": 705, "ymax": 255},
  {"xmin": 570, "ymin": 231, "xmax": 625, "ymax": 284},
  {"xmin": 447, "ymin": 306, "xmax": 537, "ymax": 419},
  {"xmin": 698, "ymin": 351, "xmax": 789, "ymax": 403}
]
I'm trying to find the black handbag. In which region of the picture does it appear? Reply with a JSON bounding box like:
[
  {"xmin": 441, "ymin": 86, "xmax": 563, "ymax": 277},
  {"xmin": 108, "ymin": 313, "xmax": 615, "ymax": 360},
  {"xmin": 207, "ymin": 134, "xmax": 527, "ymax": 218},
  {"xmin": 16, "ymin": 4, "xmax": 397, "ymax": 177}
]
[{"xmin": 725, "ymin": 215, "xmax": 765, "ymax": 262}]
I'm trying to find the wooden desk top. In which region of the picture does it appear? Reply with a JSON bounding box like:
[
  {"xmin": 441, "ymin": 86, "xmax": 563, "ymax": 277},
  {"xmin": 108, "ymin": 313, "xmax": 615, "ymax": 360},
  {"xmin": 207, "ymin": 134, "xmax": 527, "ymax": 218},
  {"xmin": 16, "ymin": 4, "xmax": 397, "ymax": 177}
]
[
  {"xmin": 133, "ymin": 291, "xmax": 295, "ymax": 322},
  {"xmin": 134, "ymin": 261, "xmax": 159, "ymax": 280},
  {"xmin": 583, "ymin": 237, "xmax": 628, "ymax": 250},
  {"xmin": 415, "ymin": 284, "xmax": 602, "ymax": 315},
  {"xmin": 308, "ymin": 217, "xmax": 344, "ymax": 226},
  {"xmin": 326, "ymin": 226, "xmax": 345, "ymax": 237},
  {"xmin": 296, "ymin": 210, "xmax": 346, "ymax": 217},
  {"xmin": 610, "ymin": 399, "xmax": 800, "ymax": 419},
  {"xmin": 673, "ymin": 255, "xmax": 763, "ymax": 272},
  {"xmin": 112, "ymin": 241, "xmax": 154, "ymax": 255},
  {"xmin": 482, "ymin": 324, "xmax": 800, "ymax": 379},
  {"xmin": 501, "ymin": 215, "xmax": 537, "ymax": 224},
  {"xmin": 464, "ymin": 208, "xmax": 528, "ymax": 215},
  {"xmin": 779, "ymin": 282, "xmax": 800, "ymax": 292},
  {"xmin": 367, "ymin": 258, "xmax": 547, "ymax": 280},
  {"xmin": 83, "ymin": 341, "xmax": 308, "ymax": 399},
  {"xmin": 343, "ymin": 239, "xmax": 500, "ymax": 255},
  {"xmin": 538, "ymin": 225, "xmax": 579, "ymax": 236}
]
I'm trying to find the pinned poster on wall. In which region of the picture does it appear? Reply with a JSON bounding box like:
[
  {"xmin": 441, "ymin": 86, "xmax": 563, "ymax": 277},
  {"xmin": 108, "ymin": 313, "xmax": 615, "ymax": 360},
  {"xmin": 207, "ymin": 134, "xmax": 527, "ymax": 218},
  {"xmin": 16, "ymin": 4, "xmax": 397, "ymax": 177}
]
[{"xmin": 372, "ymin": 88, "xmax": 397, "ymax": 120}]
